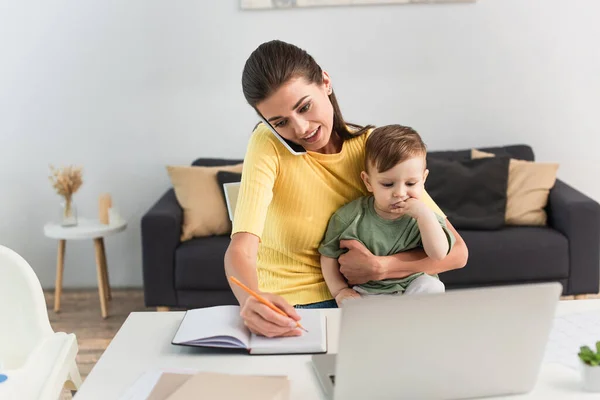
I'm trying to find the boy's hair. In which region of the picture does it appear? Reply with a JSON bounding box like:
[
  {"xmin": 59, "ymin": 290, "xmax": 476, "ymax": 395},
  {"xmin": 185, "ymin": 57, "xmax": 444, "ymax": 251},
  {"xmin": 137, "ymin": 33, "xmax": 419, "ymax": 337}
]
[{"xmin": 365, "ymin": 125, "xmax": 427, "ymax": 173}]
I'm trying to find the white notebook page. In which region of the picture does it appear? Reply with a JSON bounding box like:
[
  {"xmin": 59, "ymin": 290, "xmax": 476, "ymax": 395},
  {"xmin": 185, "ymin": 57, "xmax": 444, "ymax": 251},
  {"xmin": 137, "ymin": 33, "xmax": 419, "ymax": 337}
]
[
  {"xmin": 172, "ymin": 305, "xmax": 249, "ymax": 348},
  {"xmin": 250, "ymin": 310, "xmax": 327, "ymax": 354}
]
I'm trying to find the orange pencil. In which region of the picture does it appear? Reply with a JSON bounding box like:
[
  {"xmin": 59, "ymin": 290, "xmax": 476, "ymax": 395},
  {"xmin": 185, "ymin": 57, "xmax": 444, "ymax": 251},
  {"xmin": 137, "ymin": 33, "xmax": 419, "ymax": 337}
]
[{"xmin": 229, "ymin": 276, "xmax": 308, "ymax": 333}]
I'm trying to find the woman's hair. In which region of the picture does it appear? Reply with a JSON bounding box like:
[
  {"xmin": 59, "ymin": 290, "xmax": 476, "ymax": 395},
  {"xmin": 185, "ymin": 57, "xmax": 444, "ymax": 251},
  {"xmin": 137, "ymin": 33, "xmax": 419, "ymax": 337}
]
[
  {"xmin": 365, "ymin": 125, "xmax": 427, "ymax": 173},
  {"xmin": 242, "ymin": 40, "xmax": 372, "ymax": 140}
]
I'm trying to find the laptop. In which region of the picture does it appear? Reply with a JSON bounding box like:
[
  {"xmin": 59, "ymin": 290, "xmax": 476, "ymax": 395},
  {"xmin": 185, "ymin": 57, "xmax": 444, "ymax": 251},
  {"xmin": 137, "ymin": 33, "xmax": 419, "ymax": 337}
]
[
  {"xmin": 222, "ymin": 181, "xmax": 240, "ymax": 221},
  {"xmin": 312, "ymin": 282, "xmax": 562, "ymax": 400}
]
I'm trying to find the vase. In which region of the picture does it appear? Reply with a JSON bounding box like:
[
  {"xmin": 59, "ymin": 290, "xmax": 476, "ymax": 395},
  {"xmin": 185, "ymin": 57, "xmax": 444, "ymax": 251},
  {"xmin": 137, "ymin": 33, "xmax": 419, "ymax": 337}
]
[
  {"xmin": 60, "ymin": 199, "xmax": 78, "ymax": 227},
  {"xmin": 581, "ymin": 361, "xmax": 600, "ymax": 392}
]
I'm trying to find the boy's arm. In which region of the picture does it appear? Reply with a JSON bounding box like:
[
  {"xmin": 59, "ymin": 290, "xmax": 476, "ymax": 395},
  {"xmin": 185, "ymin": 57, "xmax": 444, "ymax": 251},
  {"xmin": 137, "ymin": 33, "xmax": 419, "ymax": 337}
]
[
  {"xmin": 339, "ymin": 212, "xmax": 466, "ymax": 285},
  {"xmin": 321, "ymin": 255, "xmax": 350, "ymax": 297},
  {"xmin": 417, "ymin": 209, "xmax": 450, "ymax": 261},
  {"xmin": 319, "ymin": 210, "xmax": 354, "ymax": 297}
]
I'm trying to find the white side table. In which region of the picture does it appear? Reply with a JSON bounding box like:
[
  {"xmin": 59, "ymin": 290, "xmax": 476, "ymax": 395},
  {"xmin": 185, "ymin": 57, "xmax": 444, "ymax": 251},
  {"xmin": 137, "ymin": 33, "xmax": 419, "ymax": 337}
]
[{"xmin": 44, "ymin": 218, "xmax": 127, "ymax": 319}]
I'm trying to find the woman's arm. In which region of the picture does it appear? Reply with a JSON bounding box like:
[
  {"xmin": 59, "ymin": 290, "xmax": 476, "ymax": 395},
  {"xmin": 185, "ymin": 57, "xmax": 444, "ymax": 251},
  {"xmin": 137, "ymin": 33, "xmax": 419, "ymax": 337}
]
[
  {"xmin": 224, "ymin": 232, "xmax": 261, "ymax": 302},
  {"xmin": 225, "ymin": 232, "xmax": 302, "ymax": 337},
  {"xmin": 338, "ymin": 219, "xmax": 468, "ymax": 285}
]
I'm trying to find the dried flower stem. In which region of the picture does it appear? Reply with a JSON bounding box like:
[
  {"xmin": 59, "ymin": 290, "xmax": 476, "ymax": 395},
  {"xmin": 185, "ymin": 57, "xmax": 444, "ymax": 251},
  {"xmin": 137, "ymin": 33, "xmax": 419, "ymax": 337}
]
[{"xmin": 49, "ymin": 165, "xmax": 83, "ymax": 216}]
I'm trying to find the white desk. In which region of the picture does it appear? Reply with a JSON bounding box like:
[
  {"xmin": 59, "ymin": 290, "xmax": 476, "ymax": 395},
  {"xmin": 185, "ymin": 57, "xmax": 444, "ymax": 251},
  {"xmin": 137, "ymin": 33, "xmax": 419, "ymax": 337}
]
[{"xmin": 74, "ymin": 300, "xmax": 600, "ymax": 399}]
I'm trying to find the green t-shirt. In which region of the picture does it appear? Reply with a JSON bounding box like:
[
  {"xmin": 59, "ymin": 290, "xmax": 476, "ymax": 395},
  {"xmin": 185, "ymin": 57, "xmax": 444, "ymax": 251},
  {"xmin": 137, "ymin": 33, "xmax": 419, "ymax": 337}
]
[{"xmin": 318, "ymin": 196, "xmax": 455, "ymax": 294}]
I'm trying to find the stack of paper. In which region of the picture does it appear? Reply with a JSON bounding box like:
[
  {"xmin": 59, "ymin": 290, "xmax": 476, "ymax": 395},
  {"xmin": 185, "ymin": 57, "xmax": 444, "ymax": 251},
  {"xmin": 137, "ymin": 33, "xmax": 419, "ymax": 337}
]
[{"xmin": 123, "ymin": 370, "xmax": 290, "ymax": 400}]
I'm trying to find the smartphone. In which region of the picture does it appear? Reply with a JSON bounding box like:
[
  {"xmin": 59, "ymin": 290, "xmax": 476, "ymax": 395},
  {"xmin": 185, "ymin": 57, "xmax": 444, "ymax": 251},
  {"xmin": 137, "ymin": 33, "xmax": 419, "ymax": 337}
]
[{"xmin": 258, "ymin": 115, "xmax": 307, "ymax": 155}]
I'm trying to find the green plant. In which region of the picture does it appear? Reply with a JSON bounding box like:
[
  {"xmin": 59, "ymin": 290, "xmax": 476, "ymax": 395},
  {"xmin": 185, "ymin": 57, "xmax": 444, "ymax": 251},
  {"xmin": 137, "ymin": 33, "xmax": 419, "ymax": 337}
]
[{"xmin": 578, "ymin": 341, "xmax": 600, "ymax": 366}]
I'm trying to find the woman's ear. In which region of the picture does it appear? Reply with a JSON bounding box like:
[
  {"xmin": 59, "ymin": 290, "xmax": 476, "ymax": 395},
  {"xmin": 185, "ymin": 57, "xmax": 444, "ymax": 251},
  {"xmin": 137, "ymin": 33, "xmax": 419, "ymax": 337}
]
[
  {"xmin": 322, "ymin": 71, "xmax": 332, "ymax": 95},
  {"xmin": 360, "ymin": 171, "xmax": 373, "ymax": 193}
]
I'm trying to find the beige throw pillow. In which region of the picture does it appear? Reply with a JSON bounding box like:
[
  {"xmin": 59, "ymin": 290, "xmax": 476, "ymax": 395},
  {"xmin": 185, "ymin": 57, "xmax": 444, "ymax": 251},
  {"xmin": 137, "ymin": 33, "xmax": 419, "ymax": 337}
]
[
  {"xmin": 167, "ymin": 163, "xmax": 244, "ymax": 241},
  {"xmin": 471, "ymin": 149, "xmax": 558, "ymax": 226}
]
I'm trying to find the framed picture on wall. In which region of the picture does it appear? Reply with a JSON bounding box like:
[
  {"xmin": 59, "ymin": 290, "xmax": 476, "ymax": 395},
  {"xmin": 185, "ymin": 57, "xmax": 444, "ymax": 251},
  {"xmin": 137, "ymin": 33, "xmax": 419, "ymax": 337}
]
[{"xmin": 241, "ymin": 0, "xmax": 475, "ymax": 10}]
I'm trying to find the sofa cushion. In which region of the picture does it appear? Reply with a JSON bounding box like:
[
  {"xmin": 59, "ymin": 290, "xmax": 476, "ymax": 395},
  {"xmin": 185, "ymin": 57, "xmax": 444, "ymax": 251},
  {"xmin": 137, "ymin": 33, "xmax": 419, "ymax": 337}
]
[
  {"xmin": 175, "ymin": 236, "xmax": 231, "ymax": 290},
  {"xmin": 428, "ymin": 145, "xmax": 534, "ymax": 162},
  {"xmin": 426, "ymin": 156, "xmax": 509, "ymax": 230},
  {"xmin": 192, "ymin": 158, "xmax": 244, "ymax": 167},
  {"xmin": 217, "ymin": 171, "xmax": 242, "ymax": 192},
  {"xmin": 167, "ymin": 163, "xmax": 243, "ymax": 240},
  {"xmin": 440, "ymin": 227, "xmax": 569, "ymax": 285},
  {"xmin": 471, "ymin": 149, "xmax": 559, "ymax": 226}
]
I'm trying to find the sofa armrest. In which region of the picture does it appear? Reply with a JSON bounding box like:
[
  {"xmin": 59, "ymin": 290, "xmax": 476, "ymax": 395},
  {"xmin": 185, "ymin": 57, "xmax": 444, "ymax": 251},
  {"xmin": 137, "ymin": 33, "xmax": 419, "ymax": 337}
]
[
  {"xmin": 547, "ymin": 179, "xmax": 600, "ymax": 295},
  {"xmin": 141, "ymin": 189, "xmax": 182, "ymax": 307}
]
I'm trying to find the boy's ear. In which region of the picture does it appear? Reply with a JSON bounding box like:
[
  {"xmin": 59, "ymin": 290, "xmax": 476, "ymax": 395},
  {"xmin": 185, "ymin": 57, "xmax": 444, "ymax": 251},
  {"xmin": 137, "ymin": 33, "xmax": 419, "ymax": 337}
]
[
  {"xmin": 423, "ymin": 168, "xmax": 429, "ymax": 183},
  {"xmin": 360, "ymin": 171, "xmax": 373, "ymax": 192}
]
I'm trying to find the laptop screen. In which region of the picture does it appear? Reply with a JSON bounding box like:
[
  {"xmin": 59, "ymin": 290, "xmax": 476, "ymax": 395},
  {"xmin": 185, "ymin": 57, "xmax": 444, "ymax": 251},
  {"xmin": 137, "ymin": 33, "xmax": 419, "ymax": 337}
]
[{"xmin": 223, "ymin": 182, "xmax": 240, "ymax": 221}]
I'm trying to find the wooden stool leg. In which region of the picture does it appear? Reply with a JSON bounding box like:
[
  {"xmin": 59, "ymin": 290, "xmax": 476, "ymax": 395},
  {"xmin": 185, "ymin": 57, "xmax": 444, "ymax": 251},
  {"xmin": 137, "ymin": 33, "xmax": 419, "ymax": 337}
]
[
  {"xmin": 94, "ymin": 238, "xmax": 109, "ymax": 319},
  {"xmin": 54, "ymin": 240, "xmax": 66, "ymax": 312},
  {"xmin": 99, "ymin": 238, "xmax": 111, "ymax": 301}
]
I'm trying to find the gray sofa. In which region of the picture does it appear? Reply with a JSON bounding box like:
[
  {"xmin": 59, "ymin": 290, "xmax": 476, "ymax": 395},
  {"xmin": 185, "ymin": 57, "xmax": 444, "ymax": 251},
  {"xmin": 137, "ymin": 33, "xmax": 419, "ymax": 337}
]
[{"xmin": 141, "ymin": 145, "xmax": 600, "ymax": 309}]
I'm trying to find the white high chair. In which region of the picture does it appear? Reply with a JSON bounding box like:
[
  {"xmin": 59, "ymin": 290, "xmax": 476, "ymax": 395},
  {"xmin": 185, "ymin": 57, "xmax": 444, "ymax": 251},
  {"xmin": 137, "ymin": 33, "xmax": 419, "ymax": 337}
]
[{"xmin": 0, "ymin": 245, "xmax": 81, "ymax": 400}]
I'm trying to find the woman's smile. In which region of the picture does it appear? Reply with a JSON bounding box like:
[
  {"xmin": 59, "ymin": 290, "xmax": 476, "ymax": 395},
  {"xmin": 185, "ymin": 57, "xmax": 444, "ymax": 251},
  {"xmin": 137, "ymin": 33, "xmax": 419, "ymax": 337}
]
[{"xmin": 302, "ymin": 126, "xmax": 321, "ymax": 144}]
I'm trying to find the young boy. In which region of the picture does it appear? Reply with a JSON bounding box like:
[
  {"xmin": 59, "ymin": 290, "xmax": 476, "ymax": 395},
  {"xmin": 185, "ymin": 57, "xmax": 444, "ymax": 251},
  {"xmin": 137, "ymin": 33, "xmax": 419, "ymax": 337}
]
[{"xmin": 319, "ymin": 125, "xmax": 455, "ymax": 306}]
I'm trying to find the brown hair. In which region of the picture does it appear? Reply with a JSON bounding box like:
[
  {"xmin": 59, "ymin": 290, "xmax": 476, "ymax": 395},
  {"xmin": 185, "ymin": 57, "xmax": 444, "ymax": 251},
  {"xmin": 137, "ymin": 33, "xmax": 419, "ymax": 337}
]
[
  {"xmin": 365, "ymin": 125, "xmax": 427, "ymax": 173},
  {"xmin": 242, "ymin": 40, "xmax": 372, "ymax": 140}
]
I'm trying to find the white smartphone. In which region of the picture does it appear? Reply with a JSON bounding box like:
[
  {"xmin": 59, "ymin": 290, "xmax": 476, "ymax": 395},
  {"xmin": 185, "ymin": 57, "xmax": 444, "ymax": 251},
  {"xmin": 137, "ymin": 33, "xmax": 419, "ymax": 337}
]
[{"xmin": 258, "ymin": 115, "xmax": 307, "ymax": 155}]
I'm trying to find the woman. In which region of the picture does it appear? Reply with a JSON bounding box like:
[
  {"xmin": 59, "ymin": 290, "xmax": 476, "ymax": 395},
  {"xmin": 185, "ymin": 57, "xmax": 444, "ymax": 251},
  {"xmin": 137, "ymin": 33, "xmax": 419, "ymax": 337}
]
[{"xmin": 225, "ymin": 40, "xmax": 468, "ymax": 338}]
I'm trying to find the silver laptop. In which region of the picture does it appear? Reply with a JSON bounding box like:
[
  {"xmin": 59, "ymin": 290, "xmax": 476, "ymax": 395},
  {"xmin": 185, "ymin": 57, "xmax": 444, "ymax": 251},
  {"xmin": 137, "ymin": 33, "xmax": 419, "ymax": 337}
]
[
  {"xmin": 312, "ymin": 282, "xmax": 561, "ymax": 400},
  {"xmin": 222, "ymin": 181, "xmax": 240, "ymax": 221}
]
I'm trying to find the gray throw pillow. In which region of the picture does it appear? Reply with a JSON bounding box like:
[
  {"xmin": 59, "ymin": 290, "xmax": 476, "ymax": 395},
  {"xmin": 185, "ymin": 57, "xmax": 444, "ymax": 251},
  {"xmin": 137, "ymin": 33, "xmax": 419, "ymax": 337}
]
[{"xmin": 425, "ymin": 157, "xmax": 510, "ymax": 230}]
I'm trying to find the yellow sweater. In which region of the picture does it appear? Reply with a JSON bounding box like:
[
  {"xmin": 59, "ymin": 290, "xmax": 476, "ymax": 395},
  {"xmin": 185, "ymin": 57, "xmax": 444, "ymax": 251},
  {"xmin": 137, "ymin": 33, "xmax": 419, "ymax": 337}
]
[{"xmin": 232, "ymin": 124, "xmax": 444, "ymax": 306}]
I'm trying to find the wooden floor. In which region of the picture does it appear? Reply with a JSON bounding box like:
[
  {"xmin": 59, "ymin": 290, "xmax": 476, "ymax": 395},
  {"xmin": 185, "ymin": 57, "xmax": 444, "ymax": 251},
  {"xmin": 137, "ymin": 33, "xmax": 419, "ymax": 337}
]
[{"xmin": 44, "ymin": 288, "xmax": 152, "ymax": 382}]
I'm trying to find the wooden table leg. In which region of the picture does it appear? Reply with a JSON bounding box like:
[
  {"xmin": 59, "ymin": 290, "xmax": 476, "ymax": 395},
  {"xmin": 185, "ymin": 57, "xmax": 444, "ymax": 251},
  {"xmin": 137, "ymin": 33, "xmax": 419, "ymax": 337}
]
[
  {"xmin": 98, "ymin": 238, "xmax": 111, "ymax": 301},
  {"xmin": 94, "ymin": 238, "xmax": 109, "ymax": 319},
  {"xmin": 54, "ymin": 240, "xmax": 66, "ymax": 312}
]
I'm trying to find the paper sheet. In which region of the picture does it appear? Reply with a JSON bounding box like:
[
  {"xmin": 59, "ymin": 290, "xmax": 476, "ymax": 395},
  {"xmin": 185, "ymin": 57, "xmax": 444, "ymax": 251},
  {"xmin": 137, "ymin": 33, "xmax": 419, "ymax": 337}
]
[
  {"xmin": 118, "ymin": 369, "xmax": 198, "ymax": 400},
  {"xmin": 119, "ymin": 369, "xmax": 289, "ymax": 400}
]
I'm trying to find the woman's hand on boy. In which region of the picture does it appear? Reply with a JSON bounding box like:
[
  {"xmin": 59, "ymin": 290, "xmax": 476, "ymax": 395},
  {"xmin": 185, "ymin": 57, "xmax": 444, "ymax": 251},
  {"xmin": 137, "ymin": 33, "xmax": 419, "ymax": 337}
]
[
  {"xmin": 339, "ymin": 239, "xmax": 386, "ymax": 284},
  {"xmin": 240, "ymin": 292, "xmax": 303, "ymax": 338},
  {"xmin": 335, "ymin": 288, "xmax": 361, "ymax": 307}
]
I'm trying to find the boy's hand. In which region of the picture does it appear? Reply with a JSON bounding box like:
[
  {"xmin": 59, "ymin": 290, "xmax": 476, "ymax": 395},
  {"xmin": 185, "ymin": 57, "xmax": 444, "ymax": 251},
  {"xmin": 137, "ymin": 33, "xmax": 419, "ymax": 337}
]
[
  {"xmin": 393, "ymin": 198, "xmax": 428, "ymax": 219},
  {"xmin": 335, "ymin": 288, "xmax": 361, "ymax": 307}
]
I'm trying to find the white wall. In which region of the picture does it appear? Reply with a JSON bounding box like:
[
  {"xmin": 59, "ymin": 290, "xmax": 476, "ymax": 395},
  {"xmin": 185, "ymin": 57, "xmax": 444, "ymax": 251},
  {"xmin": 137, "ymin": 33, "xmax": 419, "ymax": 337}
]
[{"xmin": 1, "ymin": 0, "xmax": 598, "ymax": 289}]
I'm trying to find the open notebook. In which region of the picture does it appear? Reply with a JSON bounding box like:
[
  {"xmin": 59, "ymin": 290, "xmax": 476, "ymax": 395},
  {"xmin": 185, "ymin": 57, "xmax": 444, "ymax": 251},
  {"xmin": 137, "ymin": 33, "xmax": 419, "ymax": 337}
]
[{"xmin": 171, "ymin": 305, "xmax": 327, "ymax": 355}]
